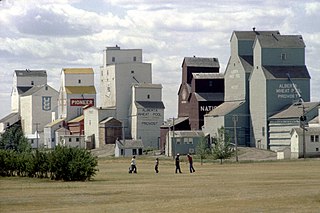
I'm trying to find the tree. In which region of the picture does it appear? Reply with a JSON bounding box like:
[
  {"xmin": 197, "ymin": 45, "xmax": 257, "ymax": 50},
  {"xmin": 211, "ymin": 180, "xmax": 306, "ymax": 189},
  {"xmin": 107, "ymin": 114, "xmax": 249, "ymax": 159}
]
[
  {"xmin": 211, "ymin": 127, "xmax": 234, "ymax": 164},
  {"xmin": 196, "ymin": 136, "xmax": 210, "ymax": 165},
  {"xmin": 49, "ymin": 146, "xmax": 98, "ymax": 181},
  {"xmin": 0, "ymin": 123, "xmax": 31, "ymax": 153}
]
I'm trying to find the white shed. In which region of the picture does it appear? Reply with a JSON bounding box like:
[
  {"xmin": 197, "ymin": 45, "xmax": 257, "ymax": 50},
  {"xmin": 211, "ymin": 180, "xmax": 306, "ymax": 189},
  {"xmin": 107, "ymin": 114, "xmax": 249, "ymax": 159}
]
[
  {"xmin": 43, "ymin": 118, "xmax": 65, "ymax": 149},
  {"xmin": 290, "ymin": 127, "xmax": 320, "ymax": 159},
  {"xmin": 115, "ymin": 139, "xmax": 144, "ymax": 157},
  {"xmin": 276, "ymin": 147, "xmax": 291, "ymax": 160}
]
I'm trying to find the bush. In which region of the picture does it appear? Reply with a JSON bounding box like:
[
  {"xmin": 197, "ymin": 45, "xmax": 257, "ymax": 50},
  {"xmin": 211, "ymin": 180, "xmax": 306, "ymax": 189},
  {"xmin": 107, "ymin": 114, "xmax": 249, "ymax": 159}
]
[
  {"xmin": 0, "ymin": 146, "xmax": 98, "ymax": 181},
  {"xmin": 49, "ymin": 146, "xmax": 98, "ymax": 181},
  {"xmin": 34, "ymin": 150, "xmax": 50, "ymax": 178},
  {"xmin": 16, "ymin": 152, "xmax": 34, "ymax": 177},
  {"xmin": 0, "ymin": 150, "xmax": 18, "ymax": 176}
]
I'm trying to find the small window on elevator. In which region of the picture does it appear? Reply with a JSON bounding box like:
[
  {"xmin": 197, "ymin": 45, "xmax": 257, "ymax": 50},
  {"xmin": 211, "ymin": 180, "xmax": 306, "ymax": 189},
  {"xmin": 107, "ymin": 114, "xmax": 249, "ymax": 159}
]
[
  {"xmin": 281, "ymin": 53, "xmax": 287, "ymax": 60},
  {"xmin": 147, "ymin": 94, "xmax": 150, "ymax": 99},
  {"xmin": 78, "ymin": 79, "xmax": 81, "ymax": 84},
  {"xmin": 133, "ymin": 56, "xmax": 137, "ymax": 61},
  {"xmin": 31, "ymin": 81, "xmax": 34, "ymax": 85},
  {"xmin": 112, "ymin": 57, "xmax": 115, "ymax": 62}
]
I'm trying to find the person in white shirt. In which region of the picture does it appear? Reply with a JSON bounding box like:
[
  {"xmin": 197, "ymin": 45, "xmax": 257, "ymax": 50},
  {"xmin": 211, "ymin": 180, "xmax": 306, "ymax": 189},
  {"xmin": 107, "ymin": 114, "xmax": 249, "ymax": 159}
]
[{"xmin": 130, "ymin": 156, "xmax": 137, "ymax": 173}]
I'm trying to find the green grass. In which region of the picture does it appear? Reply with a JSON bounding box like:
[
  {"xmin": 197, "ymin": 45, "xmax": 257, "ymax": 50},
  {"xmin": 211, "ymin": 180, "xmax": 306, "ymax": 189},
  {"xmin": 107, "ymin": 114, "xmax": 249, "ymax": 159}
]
[{"xmin": 1, "ymin": 157, "xmax": 320, "ymax": 212}]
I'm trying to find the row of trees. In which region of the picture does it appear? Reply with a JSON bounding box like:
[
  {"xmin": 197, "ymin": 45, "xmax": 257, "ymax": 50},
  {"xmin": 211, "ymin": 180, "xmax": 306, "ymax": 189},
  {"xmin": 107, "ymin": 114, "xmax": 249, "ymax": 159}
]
[
  {"xmin": 0, "ymin": 123, "xmax": 98, "ymax": 181},
  {"xmin": 197, "ymin": 127, "xmax": 234, "ymax": 164},
  {"xmin": 0, "ymin": 147, "xmax": 98, "ymax": 181}
]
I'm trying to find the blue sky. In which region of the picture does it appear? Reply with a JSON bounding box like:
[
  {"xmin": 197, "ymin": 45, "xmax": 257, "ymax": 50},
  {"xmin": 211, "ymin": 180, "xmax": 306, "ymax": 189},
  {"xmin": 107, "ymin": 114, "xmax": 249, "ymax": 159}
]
[{"xmin": 0, "ymin": 0, "xmax": 319, "ymax": 119}]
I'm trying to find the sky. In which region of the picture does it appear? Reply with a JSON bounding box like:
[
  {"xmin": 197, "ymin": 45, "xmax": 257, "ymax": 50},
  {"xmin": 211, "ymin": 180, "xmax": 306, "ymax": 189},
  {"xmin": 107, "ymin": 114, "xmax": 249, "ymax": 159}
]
[{"xmin": 0, "ymin": 0, "xmax": 319, "ymax": 120}]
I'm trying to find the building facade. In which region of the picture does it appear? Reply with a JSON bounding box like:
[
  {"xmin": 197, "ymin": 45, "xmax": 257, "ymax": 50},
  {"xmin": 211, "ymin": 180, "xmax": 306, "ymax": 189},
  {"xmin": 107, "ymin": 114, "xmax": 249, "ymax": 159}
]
[
  {"xmin": 0, "ymin": 113, "xmax": 20, "ymax": 134},
  {"xmin": 203, "ymin": 29, "xmax": 311, "ymax": 150},
  {"xmin": 100, "ymin": 46, "xmax": 152, "ymax": 137},
  {"xmin": 11, "ymin": 70, "xmax": 47, "ymax": 113},
  {"xmin": 291, "ymin": 127, "xmax": 320, "ymax": 159},
  {"xmin": 178, "ymin": 57, "xmax": 224, "ymax": 130},
  {"xmin": 130, "ymin": 83, "xmax": 165, "ymax": 148},
  {"xmin": 189, "ymin": 73, "xmax": 224, "ymax": 129},
  {"xmin": 250, "ymin": 33, "xmax": 310, "ymax": 149},
  {"xmin": 290, "ymin": 106, "xmax": 320, "ymax": 158},
  {"xmin": 68, "ymin": 115, "xmax": 84, "ymax": 135},
  {"xmin": 99, "ymin": 117, "xmax": 122, "ymax": 146},
  {"xmin": 203, "ymin": 30, "xmax": 278, "ymax": 146},
  {"xmin": 58, "ymin": 68, "xmax": 96, "ymax": 121},
  {"xmin": 43, "ymin": 118, "xmax": 65, "ymax": 148},
  {"xmin": 115, "ymin": 139, "xmax": 144, "ymax": 157},
  {"xmin": 83, "ymin": 106, "xmax": 116, "ymax": 149},
  {"xmin": 160, "ymin": 117, "xmax": 190, "ymax": 153},
  {"xmin": 20, "ymin": 84, "xmax": 59, "ymax": 147},
  {"xmin": 1, "ymin": 70, "xmax": 47, "ymax": 134},
  {"xmin": 268, "ymin": 102, "xmax": 319, "ymax": 151},
  {"xmin": 56, "ymin": 127, "xmax": 86, "ymax": 148},
  {"xmin": 165, "ymin": 130, "xmax": 206, "ymax": 157}
]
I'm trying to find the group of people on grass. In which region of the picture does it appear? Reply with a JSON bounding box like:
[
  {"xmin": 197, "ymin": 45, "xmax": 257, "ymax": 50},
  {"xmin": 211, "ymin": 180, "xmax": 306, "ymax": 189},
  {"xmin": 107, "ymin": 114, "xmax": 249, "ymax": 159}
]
[
  {"xmin": 175, "ymin": 153, "xmax": 195, "ymax": 174},
  {"xmin": 129, "ymin": 153, "xmax": 195, "ymax": 174}
]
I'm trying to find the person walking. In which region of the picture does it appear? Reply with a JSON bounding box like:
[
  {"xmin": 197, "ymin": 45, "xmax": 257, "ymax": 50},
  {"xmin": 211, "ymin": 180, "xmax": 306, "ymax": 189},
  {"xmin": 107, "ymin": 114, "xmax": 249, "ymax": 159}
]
[
  {"xmin": 187, "ymin": 154, "xmax": 195, "ymax": 173},
  {"xmin": 175, "ymin": 153, "xmax": 182, "ymax": 173},
  {"xmin": 155, "ymin": 158, "xmax": 159, "ymax": 173},
  {"xmin": 130, "ymin": 156, "xmax": 137, "ymax": 173}
]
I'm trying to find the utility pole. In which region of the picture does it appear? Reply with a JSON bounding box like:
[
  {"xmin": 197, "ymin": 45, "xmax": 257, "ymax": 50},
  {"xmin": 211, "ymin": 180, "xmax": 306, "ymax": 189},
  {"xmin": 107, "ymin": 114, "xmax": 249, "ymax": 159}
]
[
  {"xmin": 299, "ymin": 105, "xmax": 308, "ymax": 159},
  {"xmin": 172, "ymin": 117, "xmax": 175, "ymax": 159},
  {"xmin": 232, "ymin": 115, "xmax": 238, "ymax": 162},
  {"xmin": 167, "ymin": 123, "xmax": 170, "ymax": 157},
  {"xmin": 122, "ymin": 121, "xmax": 125, "ymax": 144},
  {"xmin": 34, "ymin": 123, "xmax": 40, "ymax": 149}
]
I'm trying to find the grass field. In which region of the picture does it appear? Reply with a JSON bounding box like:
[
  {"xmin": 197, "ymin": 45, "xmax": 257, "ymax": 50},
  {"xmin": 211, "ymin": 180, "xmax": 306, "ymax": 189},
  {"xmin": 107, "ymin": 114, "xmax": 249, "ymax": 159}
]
[{"xmin": 1, "ymin": 157, "xmax": 320, "ymax": 213}]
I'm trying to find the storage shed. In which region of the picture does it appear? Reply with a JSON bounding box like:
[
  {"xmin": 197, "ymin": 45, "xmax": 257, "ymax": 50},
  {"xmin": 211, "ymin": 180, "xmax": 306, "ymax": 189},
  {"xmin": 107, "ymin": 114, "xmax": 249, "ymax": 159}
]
[{"xmin": 115, "ymin": 139, "xmax": 144, "ymax": 157}]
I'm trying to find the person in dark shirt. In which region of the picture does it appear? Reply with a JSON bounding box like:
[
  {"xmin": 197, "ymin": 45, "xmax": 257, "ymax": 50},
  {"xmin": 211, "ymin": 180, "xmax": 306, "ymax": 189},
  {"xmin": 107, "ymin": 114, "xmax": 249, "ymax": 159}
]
[
  {"xmin": 175, "ymin": 153, "xmax": 182, "ymax": 173},
  {"xmin": 187, "ymin": 154, "xmax": 195, "ymax": 173},
  {"xmin": 155, "ymin": 158, "xmax": 159, "ymax": 173}
]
